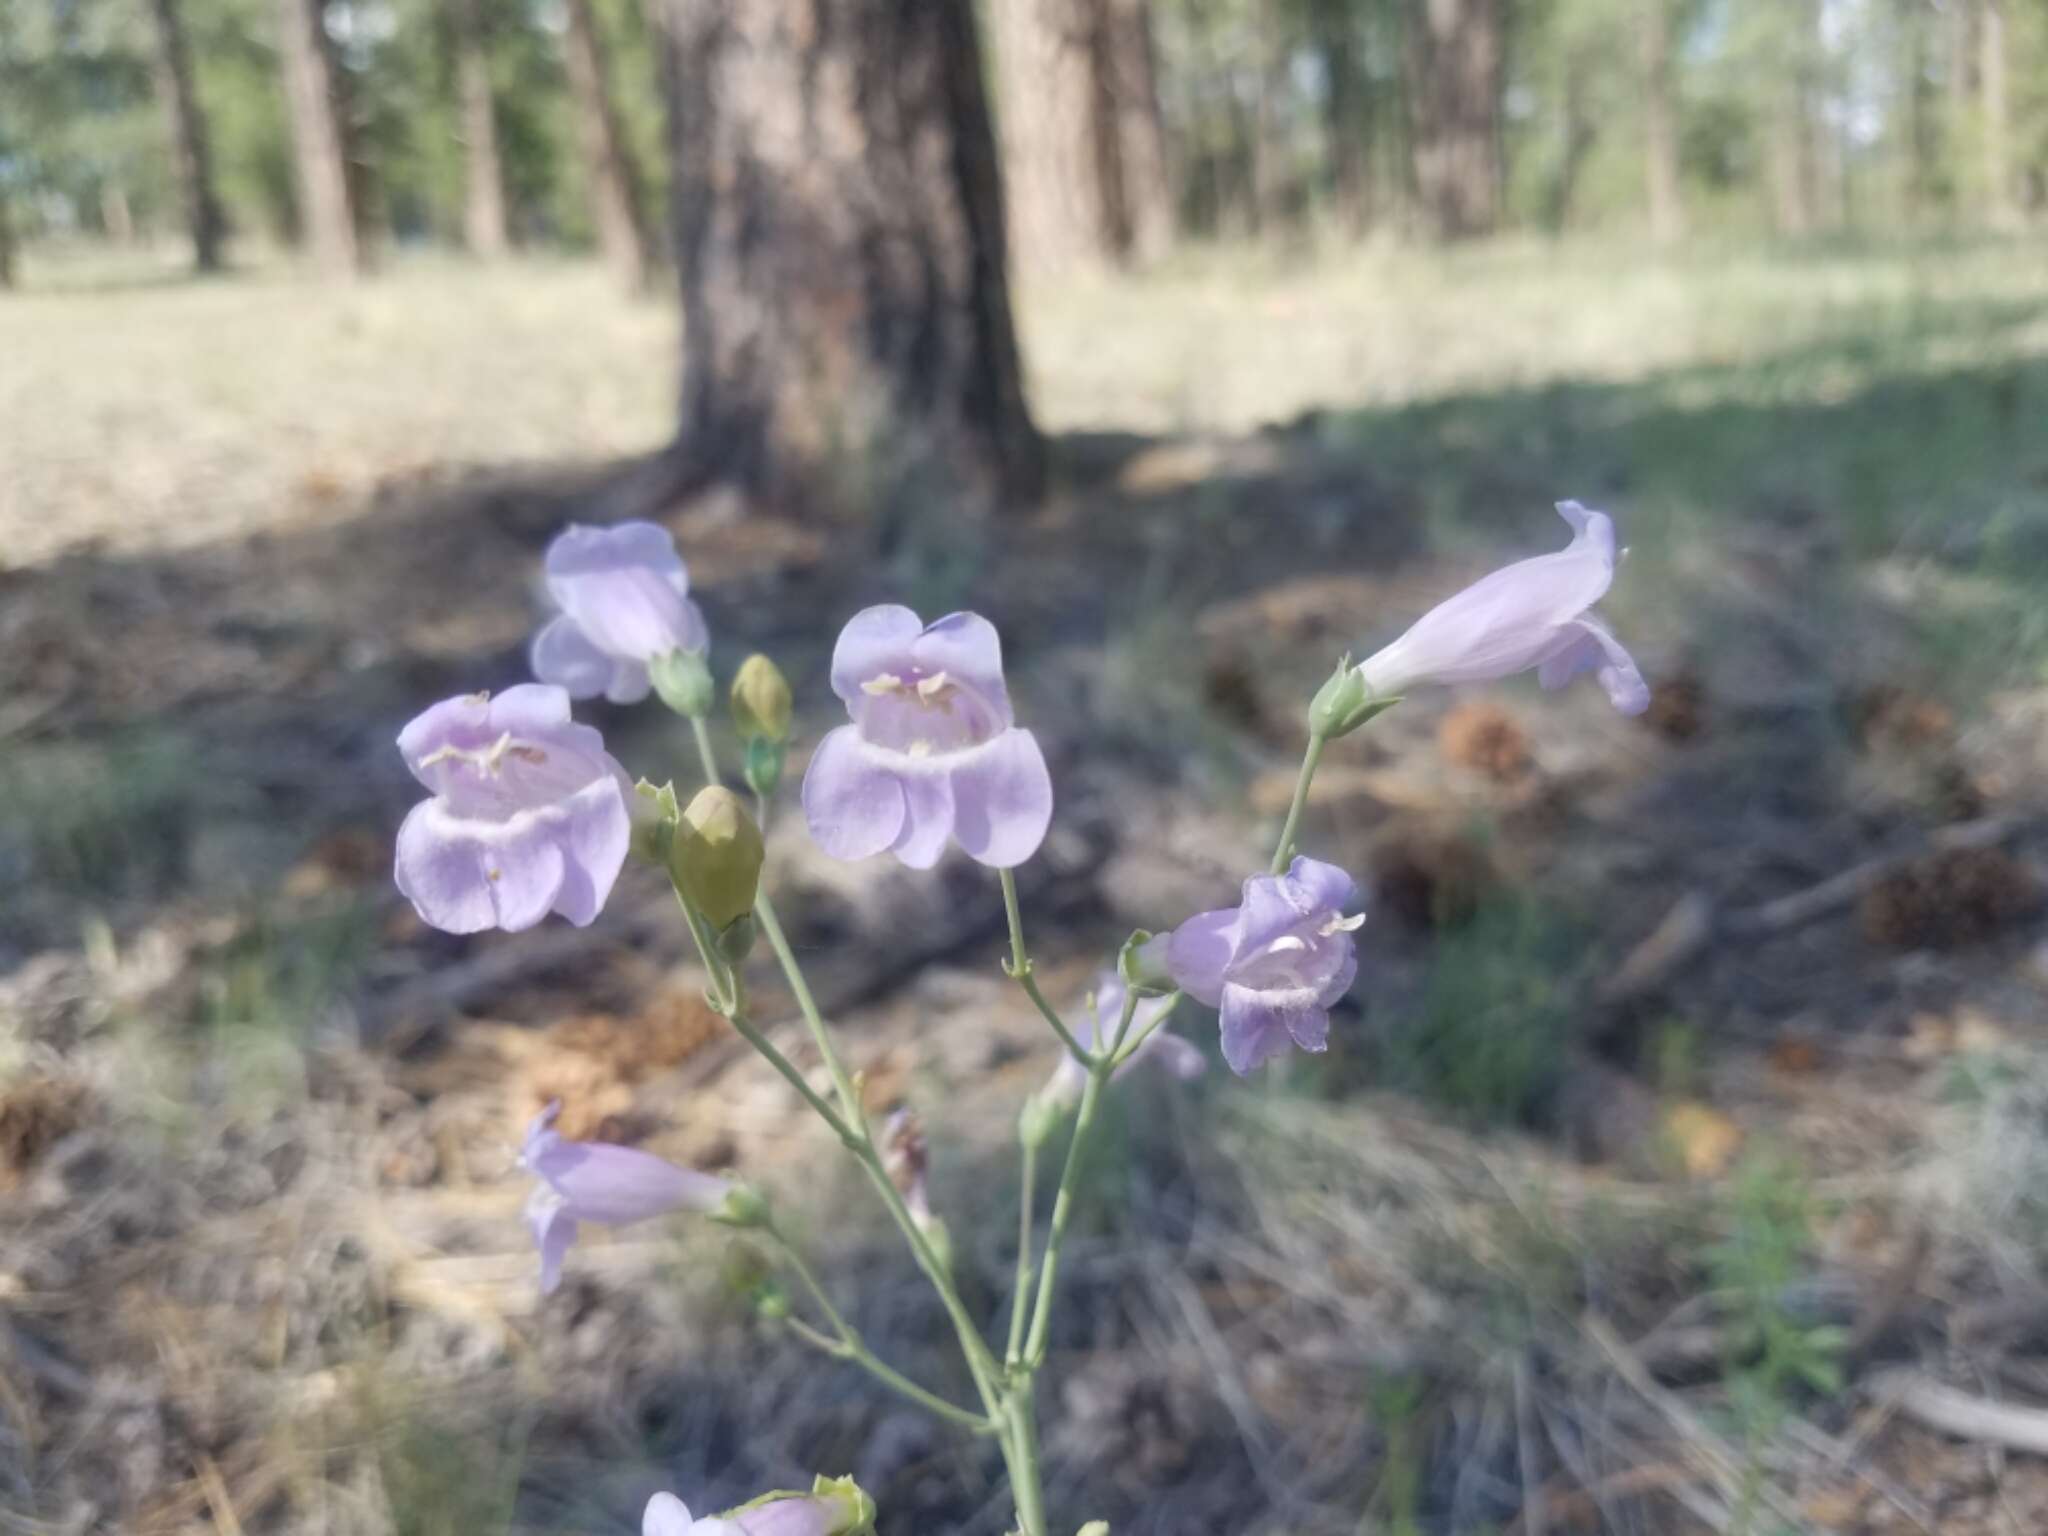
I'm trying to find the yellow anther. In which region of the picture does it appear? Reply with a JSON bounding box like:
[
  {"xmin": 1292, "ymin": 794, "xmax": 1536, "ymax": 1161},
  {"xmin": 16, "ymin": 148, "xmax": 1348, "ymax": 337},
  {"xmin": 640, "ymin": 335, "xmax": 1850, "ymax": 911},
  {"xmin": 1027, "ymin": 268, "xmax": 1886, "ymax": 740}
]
[{"xmin": 861, "ymin": 675, "xmax": 906, "ymax": 696}]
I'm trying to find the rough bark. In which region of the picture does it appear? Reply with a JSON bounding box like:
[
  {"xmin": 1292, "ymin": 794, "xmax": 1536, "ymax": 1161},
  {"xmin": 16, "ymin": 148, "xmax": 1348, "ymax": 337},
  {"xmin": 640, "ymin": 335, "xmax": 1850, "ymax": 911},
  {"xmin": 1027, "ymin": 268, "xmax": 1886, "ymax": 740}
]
[
  {"xmin": 451, "ymin": 0, "xmax": 509, "ymax": 256},
  {"xmin": 1312, "ymin": 0, "xmax": 1369, "ymax": 233},
  {"xmin": 1638, "ymin": 0, "xmax": 1683, "ymax": 244},
  {"xmin": 659, "ymin": 0, "xmax": 1042, "ymax": 513},
  {"xmin": 990, "ymin": 0, "xmax": 1172, "ymax": 275},
  {"xmin": 1405, "ymin": 0, "xmax": 1503, "ymax": 240},
  {"xmin": 147, "ymin": 0, "xmax": 226, "ymax": 271},
  {"xmin": 562, "ymin": 0, "xmax": 651, "ymax": 290},
  {"xmin": 275, "ymin": 0, "xmax": 359, "ymax": 273}
]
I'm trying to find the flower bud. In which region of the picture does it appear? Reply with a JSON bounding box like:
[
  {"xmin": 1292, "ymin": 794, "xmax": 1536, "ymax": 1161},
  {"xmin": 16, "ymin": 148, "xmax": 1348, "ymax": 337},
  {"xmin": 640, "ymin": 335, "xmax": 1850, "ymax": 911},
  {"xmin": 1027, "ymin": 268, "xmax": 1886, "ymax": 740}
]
[
  {"xmin": 744, "ymin": 735, "xmax": 787, "ymax": 799},
  {"xmin": 1019, "ymin": 1089, "xmax": 1066, "ymax": 1148},
  {"xmin": 807, "ymin": 1475, "xmax": 879, "ymax": 1535},
  {"xmin": 1077, "ymin": 1524, "xmax": 1111, "ymax": 1536},
  {"xmin": 1308, "ymin": 654, "xmax": 1400, "ymax": 740},
  {"xmin": 731, "ymin": 654, "xmax": 794, "ymax": 744},
  {"xmin": 650, "ymin": 647, "xmax": 716, "ymax": 719},
  {"xmin": 712, "ymin": 1181, "xmax": 772, "ymax": 1230},
  {"xmin": 672, "ymin": 785, "xmax": 765, "ymax": 930},
  {"xmin": 1117, "ymin": 930, "xmax": 1173, "ymax": 996},
  {"xmin": 632, "ymin": 779, "xmax": 681, "ymax": 864}
]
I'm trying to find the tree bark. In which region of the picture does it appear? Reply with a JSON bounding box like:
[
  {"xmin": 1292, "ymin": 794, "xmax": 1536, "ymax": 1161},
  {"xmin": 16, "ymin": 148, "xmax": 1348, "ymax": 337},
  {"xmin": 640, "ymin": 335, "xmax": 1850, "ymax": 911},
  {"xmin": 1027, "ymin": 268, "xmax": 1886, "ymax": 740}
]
[
  {"xmin": 1638, "ymin": 0, "xmax": 1683, "ymax": 244},
  {"xmin": 147, "ymin": 0, "xmax": 226, "ymax": 271},
  {"xmin": 275, "ymin": 0, "xmax": 359, "ymax": 273},
  {"xmin": 1405, "ymin": 0, "xmax": 1503, "ymax": 240},
  {"xmin": 990, "ymin": 0, "xmax": 1171, "ymax": 275},
  {"xmin": 659, "ymin": 0, "xmax": 1042, "ymax": 513},
  {"xmin": 1979, "ymin": 0, "xmax": 2013, "ymax": 227},
  {"xmin": 451, "ymin": 0, "xmax": 509, "ymax": 256},
  {"xmin": 1312, "ymin": 0, "xmax": 1369, "ymax": 234},
  {"xmin": 562, "ymin": 0, "xmax": 651, "ymax": 290}
]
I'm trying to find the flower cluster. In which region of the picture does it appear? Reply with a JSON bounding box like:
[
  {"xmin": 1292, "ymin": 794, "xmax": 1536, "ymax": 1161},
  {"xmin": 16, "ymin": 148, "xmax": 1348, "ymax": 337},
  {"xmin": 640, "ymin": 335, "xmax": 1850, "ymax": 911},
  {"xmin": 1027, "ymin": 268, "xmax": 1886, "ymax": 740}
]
[{"xmin": 391, "ymin": 499, "xmax": 1645, "ymax": 1534}]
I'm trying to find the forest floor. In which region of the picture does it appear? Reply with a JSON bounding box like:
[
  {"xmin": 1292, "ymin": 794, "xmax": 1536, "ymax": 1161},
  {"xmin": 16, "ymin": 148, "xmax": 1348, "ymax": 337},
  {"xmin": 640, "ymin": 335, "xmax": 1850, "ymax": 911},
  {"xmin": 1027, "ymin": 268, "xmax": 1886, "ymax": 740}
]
[{"xmin": 7, "ymin": 238, "xmax": 2048, "ymax": 1535}]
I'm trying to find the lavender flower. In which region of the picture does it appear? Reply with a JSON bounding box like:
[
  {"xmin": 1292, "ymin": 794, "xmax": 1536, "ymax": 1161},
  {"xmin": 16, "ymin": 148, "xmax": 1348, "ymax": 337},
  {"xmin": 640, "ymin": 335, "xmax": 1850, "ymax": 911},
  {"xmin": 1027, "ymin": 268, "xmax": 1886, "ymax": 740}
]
[
  {"xmin": 522, "ymin": 1103, "xmax": 734, "ymax": 1294},
  {"xmin": 1354, "ymin": 501, "xmax": 1649, "ymax": 715},
  {"xmin": 530, "ymin": 521, "xmax": 710, "ymax": 705},
  {"xmin": 394, "ymin": 685, "xmax": 634, "ymax": 934},
  {"xmin": 1162, "ymin": 857, "xmax": 1365, "ymax": 1076},
  {"xmin": 801, "ymin": 606, "xmax": 1053, "ymax": 870},
  {"xmin": 1045, "ymin": 972, "xmax": 1206, "ymax": 1107}
]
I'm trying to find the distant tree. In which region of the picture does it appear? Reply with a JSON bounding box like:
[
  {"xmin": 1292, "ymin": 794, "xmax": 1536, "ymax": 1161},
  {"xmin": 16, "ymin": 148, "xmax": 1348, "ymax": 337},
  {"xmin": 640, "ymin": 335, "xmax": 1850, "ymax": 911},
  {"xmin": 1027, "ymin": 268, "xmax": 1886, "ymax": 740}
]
[
  {"xmin": 449, "ymin": 0, "xmax": 508, "ymax": 254},
  {"xmin": 1638, "ymin": 0, "xmax": 1683, "ymax": 241},
  {"xmin": 274, "ymin": 0, "xmax": 359, "ymax": 270},
  {"xmin": 656, "ymin": 0, "xmax": 1040, "ymax": 511},
  {"xmin": 1309, "ymin": 0, "xmax": 1370, "ymax": 232},
  {"xmin": 1980, "ymin": 0, "xmax": 2014, "ymax": 225},
  {"xmin": 146, "ymin": 0, "xmax": 227, "ymax": 268},
  {"xmin": 990, "ymin": 0, "xmax": 1173, "ymax": 273},
  {"xmin": 1406, "ymin": 0, "xmax": 1504, "ymax": 238},
  {"xmin": 0, "ymin": 186, "xmax": 15, "ymax": 286},
  {"xmin": 561, "ymin": 0, "xmax": 651, "ymax": 289}
]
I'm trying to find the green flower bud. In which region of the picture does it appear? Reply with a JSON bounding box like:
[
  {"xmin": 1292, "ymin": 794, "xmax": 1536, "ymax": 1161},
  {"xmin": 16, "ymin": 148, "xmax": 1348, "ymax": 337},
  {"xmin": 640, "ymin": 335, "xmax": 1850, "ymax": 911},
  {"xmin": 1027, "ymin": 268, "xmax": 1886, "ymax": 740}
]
[
  {"xmin": 1077, "ymin": 1524, "xmax": 1111, "ymax": 1536},
  {"xmin": 631, "ymin": 779, "xmax": 682, "ymax": 864},
  {"xmin": 1019, "ymin": 1090, "xmax": 1065, "ymax": 1150},
  {"xmin": 744, "ymin": 735, "xmax": 787, "ymax": 799},
  {"xmin": 711, "ymin": 1181, "xmax": 771, "ymax": 1230},
  {"xmin": 1308, "ymin": 654, "xmax": 1400, "ymax": 740},
  {"xmin": 809, "ymin": 1475, "xmax": 879, "ymax": 1535},
  {"xmin": 754, "ymin": 1285, "xmax": 791, "ymax": 1322},
  {"xmin": 671, "ymin": 785, "xmax": 764, "ymax": 930},
  {"xmin": 649, "ymin": 648, "xmax": 715, "ymax": 719},
  {"xmin": 730, "ymin": 653, "xmax": 794, "ymax": 744}
]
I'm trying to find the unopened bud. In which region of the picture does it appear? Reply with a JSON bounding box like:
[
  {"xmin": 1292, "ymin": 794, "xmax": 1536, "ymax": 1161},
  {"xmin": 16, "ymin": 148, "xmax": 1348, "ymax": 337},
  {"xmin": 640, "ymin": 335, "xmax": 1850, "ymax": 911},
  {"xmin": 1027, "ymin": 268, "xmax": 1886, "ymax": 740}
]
[
  {"xmin": 1077, "ymin": 1524, "xmax": 1111, "ymax": 1536},
  {"xmin": 1019, "ymin": 1090, "xmax": 1065, "ymax": 1149},
  {"xmin": 730, "ymin": 654, "xmax": 794, "ymax": 744},
  {"xmin": 631, "ymin": 779, "xmax": 681, "ymax": 864},
  {"xmin": 672, "ymin": 785, "xmax": 764, "ymax": 930},
  {"xmin": 650, "ymin": 647, "xmax": 715, "ymax": 719},
  {"xmin": 711, "ymin": 1182, "xmax": 771, "ymax": 1230},
  {"xmin": 744, "ymin": 735, "xmax": 787, "ymax": 799},
  {"xmin": 1308, "ymin": 655, "xmax": 1400, "ymax": 740},
  {"xmin": 809, "ymin": 1476, "xmax": 880, "ymax": 1535}
]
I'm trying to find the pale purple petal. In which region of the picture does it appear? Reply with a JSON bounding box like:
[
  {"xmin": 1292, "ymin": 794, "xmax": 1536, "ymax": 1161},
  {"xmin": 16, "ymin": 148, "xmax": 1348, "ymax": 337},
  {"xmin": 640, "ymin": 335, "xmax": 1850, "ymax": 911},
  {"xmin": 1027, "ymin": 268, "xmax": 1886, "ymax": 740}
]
[
  {"xmin": 603, "ymin": 657, "xmax": 654, "ymax": 706},
  {"xmin": 643, "ymin": 1493, "xmax": 696, "ymax": 1536},
  {"xmin": 889, "ymin": 759, "xmax": 956, "ymax": 870},
  {"xmin": 734, "ymin": 1499, "xmax": 839, "ymax": 1536},
  {"xmin": 528, "ymin": 1138, "xmax": 732, "ymax": 1226},
  {"xmin": 1316, "ymin": 946, "xmax": 1359, "ymax": 1012},
  {"xmin": 829, "ymin": 604, "xmax": 927, "ymax": 705},
  {"xmin": 1219, "ymin": 983, "xmax": 1318, "ymax": 1075},
  {"xmin": 1536, "ymin": 615, "xmax": 1650, "ymax": 715},
  {"xmin": 802, "ymin": 726, "xmax": 907, "ymax": 861},
  {"xmin": 543, "ymin": 522, "xmax": 705, "ymax": 662},
  {"xmin": 394, "ymin": 799, "xmax": 566, "ymax": 933},
  {"xmin": 910, "ymin": 612, "xmax": 1014, "ymax": 724},
  {"xmin": 530, "ymin": 615, "xmax": 617, "ymax": 700},
  {"xmin": 949, "ymin": 728, "xmax": 1052, "ymax": 869},
  {"xmin": 1165, "ymin": 909, "xmax": 1237, "ymax": 1007},
  {"xmin": 527, "ymin": 1187, "xmax": 578, "ymax": 1296},
  {"xmin": 549, "ymin": 776, "xmax": 633, "ymax": 926},
  {"xmin": 1285, "ymin": 856, "xmax": 1359, "ymax": 918}
]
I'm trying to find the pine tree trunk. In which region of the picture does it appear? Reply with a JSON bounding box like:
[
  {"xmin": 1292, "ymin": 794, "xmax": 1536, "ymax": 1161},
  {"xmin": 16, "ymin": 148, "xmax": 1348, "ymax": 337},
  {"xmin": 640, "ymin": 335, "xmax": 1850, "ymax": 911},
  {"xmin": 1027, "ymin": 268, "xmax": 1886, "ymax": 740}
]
[
  {"xmin": 1312, "ymin": 0, "xmax": 1369, "ymax": 234},
  {"xmin": 562, "ymin": 0, "xmax": 651, "ymax": 290},
  {"xmin": 1980, "ymin": 0, "xmax": 2013, "ymax": 227},
  {"xmin": 659, "ymin": 0, "xmax": 1041, "ymax": 512},
  {"xmin": 451, "ymin": 0, "xmax": 509, "ymax": 256},
  {"xmin": 1406, "ymin": 0, "xmax": 1503, "ymax": 240},
  {"xmin": 990, "ymin": 0, "xmax": 1172, "ymax": 274},
  {"xmin": 147, "ymin": 0, "xmax": 226, "ymax": 271},
  {"xmin": 1638, "ymin": 0, "xmax": 1683, "ymax": 244},
  {"xmin": 275, "ymin": 0, "xmax": 359, "ymax": 273}
]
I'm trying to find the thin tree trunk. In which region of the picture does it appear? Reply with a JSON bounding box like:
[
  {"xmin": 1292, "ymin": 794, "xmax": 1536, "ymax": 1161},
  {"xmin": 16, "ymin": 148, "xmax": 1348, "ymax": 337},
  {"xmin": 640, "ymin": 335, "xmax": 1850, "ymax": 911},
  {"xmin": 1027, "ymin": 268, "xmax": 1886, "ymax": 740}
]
[
  {"xmin": 147, "ymin": 0, "xmax": 226, "ymax": 270},
  {"xmin": 1766, "ymin": 0, "xmax": 1820, "ymax": 237},
  {"xmin": 1312, "ymin": 0, "xmax": 1368, "ymax": 234},
  {"xmin": 0, "ymin": 191, "xmax": 16, "ymax": 288},
  {"xmin": 275, "ymin": 0, "xmax": 359, "ymax": 273},
  {"xmin": 1105, "ymin": 0, "xmax": 1173, "ymax": 260},
  {"xmin": 1251, "ymin": 0, "xmax": 1295, "ymax": 232},
  {"xmin": 1406, "ymin": 0, "xmax": 1503, "ymax": 240},
  {"xmin": 658, "ymin": 0, "xmax": 1042, "ymax": 514},
  {"xmin": 1980, "ymin": 0, "xmax": 2013, "ymax": 227},
  {"xmin": 1895, "ymin": 0, "xmax": 1934, "ymax": 223},
  {"xmin": 1638, "ymin": 0, "xmax": 1683, "ymax": 244},
  {"xmin": 562, "ymin": 0, "xmax": 651, "ymax": 290},
  {"xmin": 451, "ymin": 0, "xmax": 509, "ymax": 256},
  {"xmin": 1547, "ymin": 48, "xmax": 1595, "ymax": 232}
]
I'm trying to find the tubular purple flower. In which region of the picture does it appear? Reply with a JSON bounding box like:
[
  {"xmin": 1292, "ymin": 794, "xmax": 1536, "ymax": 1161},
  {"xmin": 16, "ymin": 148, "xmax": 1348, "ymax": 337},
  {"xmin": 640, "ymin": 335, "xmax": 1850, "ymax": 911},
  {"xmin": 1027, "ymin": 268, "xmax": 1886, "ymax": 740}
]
[
  {"xmin": 1162, "ymin": 857, "xmax": 1365, "ymax": 1076},
  {"xmin": 801, "ymin": 606, "xmax": 1053, "ymax": 870},
  {"xmin": 394, "ymin": 685, "xmax": 634, "ymax": 934},
  {"xmin": 1047, "ymin": 972, "xmax": 1206, "ymax": 1106},
  {"xmin": 643, "ymin": 1492, "xmax": 852, "ymax": 1536},
  {"xmin": 522, "ymin": 1103, "xmax": 733, "ymax": 1295},
  {"xmin": 1354, "ymin": 501, "xmax": 1649, "ymax": 715},
  {"xmin": 530, "ymin": 521, "xmax": 710, "ymax": 704}
]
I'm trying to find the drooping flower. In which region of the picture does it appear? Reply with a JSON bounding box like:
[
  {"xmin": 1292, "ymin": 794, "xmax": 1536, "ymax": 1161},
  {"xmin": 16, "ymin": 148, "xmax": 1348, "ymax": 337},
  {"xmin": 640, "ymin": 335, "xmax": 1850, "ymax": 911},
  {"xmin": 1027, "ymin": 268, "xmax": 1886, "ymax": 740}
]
[
  {"xmin": 522, "ymin": 1103, "xmax": 734, "ymax": 1294},
  {"xmin": 1161, "ymin": 857, "xmax": 1365, "ymax": 1076},
  {"xmin": 530, "ymin": 521, "xmax": 710, "ymax": 705},
  {"xmin": 801, "ymin": 606, "xmax": 1053, "ymax": 870},
  {"xmin": 1045, "ymin": 971, "xmax": 1206, "ymax": 1107},
  {"xmin": 394, "ymin": 685, "xmax": 634, "ymax": 934},
  {"xmin": 1354, "ymin": 501, "xmax": 1649, "ymax": 715},
  {"xmin": 643, "ymin": 1478, "xmax": 873, "ymax": 1536}
]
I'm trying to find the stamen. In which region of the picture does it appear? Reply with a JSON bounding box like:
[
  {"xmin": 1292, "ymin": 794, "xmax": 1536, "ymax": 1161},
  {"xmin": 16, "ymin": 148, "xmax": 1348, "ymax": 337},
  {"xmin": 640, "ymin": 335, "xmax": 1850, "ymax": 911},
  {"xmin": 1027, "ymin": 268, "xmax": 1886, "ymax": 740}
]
[
  {"xmin": 1265, "ymin": 935, "xmax": 1309, "ymax": 955},
  {"xmin": 907, "ymin": 739, "xmax": 934, "ymax": 758},
  {"xmin": 915, "ymin": 671, "xmax": 952, "ymax": 703},
  {"xmin": 1321, "ymin": 912, "xmax": 1368, "ymax": 936},
  {"xmin": 861, "ymin": 675, "xmax": 906, "ymax": 696},
  {"xmin": 419, "ymin": 730, "xmax": 520, "ymax": 774}
]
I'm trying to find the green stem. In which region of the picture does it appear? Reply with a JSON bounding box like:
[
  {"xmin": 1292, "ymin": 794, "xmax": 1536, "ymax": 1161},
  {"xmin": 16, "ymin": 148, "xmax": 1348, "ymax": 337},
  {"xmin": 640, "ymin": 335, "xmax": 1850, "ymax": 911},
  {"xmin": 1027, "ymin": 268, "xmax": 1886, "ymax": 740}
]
[
  {"xmin": 688, "ymin": 713, "xmax": 722, "ymax": 791},
  {"xmin": 1269, "ymin": 730, "xmax": 1327, "ymax": 874},
  {"xmin": 1006, "ymin": 1379, "xmax": 1049, "ymax": 1536},
  {"xmin": 999, "ymin": 867, "xmax": 1095, "ymax": 1065},
  {"xmin": 771, "ymin": 1228, "xmax": 992, "ymax": 1434},
  {"xmin": 1107, "ymin": 990, "xmax": 1183, "ymax": 1069},
  {"xmin": 1006, "ymin": 1135, "xmax": 1039, "ymax": 1367}
]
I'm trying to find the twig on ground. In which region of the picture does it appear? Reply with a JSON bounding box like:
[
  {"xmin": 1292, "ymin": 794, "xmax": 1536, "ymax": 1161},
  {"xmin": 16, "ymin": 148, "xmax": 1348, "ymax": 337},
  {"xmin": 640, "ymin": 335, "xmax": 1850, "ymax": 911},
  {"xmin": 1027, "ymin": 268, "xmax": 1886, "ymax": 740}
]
[{"xmin": 1867, "ymin": 1370, "xmax": 2048, "ymax": 1457}]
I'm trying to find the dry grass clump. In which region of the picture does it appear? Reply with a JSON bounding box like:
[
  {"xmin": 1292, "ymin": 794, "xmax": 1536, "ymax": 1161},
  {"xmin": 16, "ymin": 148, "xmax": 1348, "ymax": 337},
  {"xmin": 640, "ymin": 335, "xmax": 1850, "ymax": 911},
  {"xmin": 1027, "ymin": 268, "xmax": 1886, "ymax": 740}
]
[
  {"xmin": 1641, "ymin": 668, "xmax": 1707, "ymax": 743},
  {"xmin": 1435, "ymin": 700, "xmax": 1530, "ymax": 783},
  {"xmin": 1858, "ymin": 845, "xmax": 2039, "ymax": 949}
]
